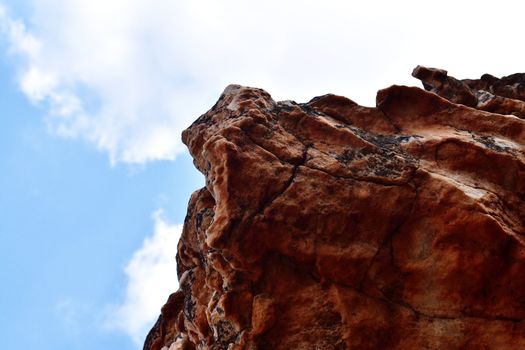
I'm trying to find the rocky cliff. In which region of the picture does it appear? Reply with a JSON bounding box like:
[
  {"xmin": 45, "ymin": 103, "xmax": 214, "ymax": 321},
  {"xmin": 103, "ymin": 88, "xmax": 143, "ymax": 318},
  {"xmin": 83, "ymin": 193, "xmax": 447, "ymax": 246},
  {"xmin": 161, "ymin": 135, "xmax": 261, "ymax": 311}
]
[{"xmin": 144, "ymin": 67, "xmax": 525, "ymax": 350}]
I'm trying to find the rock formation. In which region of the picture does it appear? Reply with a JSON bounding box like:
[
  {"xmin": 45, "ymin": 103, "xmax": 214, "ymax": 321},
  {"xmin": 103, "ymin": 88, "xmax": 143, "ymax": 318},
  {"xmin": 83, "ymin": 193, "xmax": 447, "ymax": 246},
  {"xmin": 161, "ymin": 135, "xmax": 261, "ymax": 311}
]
[{"xmin": 144, "ymin": 67, "xmax": 525, "ymax": 350}]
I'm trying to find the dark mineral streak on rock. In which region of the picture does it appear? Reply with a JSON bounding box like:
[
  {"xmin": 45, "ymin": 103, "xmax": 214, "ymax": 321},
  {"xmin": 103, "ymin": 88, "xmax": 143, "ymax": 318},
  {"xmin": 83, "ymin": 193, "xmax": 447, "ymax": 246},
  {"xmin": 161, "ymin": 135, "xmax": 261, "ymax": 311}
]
[{"xmin": 145, "ymin": 67, "xmax": 525, "ymax": 350}]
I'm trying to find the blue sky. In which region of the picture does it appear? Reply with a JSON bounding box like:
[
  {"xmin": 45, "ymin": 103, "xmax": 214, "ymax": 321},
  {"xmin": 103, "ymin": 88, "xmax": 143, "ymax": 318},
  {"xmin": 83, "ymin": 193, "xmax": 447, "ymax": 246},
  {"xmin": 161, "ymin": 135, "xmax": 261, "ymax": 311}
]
[
  {"xmin": 1, "ymin": 1, "xmax": 524, "ymax": 349},
  {"xmin": 0, "ymin": 47, "xmax": 203, "ymax": 349}
]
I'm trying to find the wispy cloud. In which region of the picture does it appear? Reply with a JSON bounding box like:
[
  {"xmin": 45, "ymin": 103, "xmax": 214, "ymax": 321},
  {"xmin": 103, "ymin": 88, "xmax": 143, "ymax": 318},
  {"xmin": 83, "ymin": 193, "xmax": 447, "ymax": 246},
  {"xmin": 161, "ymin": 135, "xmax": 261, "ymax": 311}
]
[
  {"xmin": 106, "ymin": 210, "xmax": 182, "ymax": 345},
  {"xmin": 2, "ymin": 1, "xmax": 524, "ymax": 164}
]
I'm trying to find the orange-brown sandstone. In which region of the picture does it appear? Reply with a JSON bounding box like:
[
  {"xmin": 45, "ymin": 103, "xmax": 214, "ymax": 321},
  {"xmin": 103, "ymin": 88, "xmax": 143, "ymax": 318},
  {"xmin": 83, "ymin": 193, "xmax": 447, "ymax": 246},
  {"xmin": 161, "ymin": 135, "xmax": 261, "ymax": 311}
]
[{"xmin": 144, "ymin": 67, "xmax": 525, "ymax": 350}]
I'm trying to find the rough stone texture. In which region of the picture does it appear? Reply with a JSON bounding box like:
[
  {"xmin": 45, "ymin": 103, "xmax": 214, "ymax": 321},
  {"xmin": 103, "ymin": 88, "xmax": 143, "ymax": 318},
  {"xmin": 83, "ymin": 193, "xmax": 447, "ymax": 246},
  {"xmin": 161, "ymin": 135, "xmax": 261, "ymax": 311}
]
[
  {"xmin": 144, "ymin": 68, "xmax": 525, "ymax": 350},
  {"xmin": 413, "ymin": 65, "xmax": 525, "ymax": 118}
]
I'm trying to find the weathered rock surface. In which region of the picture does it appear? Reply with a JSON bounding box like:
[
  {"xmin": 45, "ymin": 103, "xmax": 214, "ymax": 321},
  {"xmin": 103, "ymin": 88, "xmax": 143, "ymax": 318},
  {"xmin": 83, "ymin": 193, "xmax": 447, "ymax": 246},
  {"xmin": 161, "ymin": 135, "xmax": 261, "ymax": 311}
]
[
  {"xmin": 413, "ymin": 65, "xmax": 525, "ymax": 118},
  {"xmin": 144, "ymin": 68, "xmax": 525, "ymax": 350}
]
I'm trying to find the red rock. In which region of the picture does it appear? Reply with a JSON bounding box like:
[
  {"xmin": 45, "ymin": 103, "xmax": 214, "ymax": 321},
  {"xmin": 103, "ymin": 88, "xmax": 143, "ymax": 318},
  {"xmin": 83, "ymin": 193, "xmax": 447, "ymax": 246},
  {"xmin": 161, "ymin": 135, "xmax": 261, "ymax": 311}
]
[
  {"xmin": 413, "ymin": 65, "xmax": 525, "ymax": 118},
  {"xmin": 144, "ymin": 69, "xmax": 525, "ymax": 350}
]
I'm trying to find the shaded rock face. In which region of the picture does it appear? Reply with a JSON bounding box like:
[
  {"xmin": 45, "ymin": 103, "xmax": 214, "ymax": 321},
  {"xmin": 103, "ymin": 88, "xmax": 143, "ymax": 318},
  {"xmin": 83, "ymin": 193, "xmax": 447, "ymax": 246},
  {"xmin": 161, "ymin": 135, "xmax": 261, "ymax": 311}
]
[{"xmin": 144, "ymin": 68, "xmax": 525, "ymax": 350}]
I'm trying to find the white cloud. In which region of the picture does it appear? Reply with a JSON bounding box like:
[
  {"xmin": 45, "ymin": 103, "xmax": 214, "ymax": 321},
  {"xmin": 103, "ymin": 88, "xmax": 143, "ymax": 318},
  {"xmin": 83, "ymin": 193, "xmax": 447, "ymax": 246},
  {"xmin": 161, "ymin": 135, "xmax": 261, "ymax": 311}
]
[
  {"xmin": 1, "ymin": 1, "xmax": 525, "ymax": 164},
  {"xmin": 106, "ymin": 210, "xmax": 182, "ymax": 345}
]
